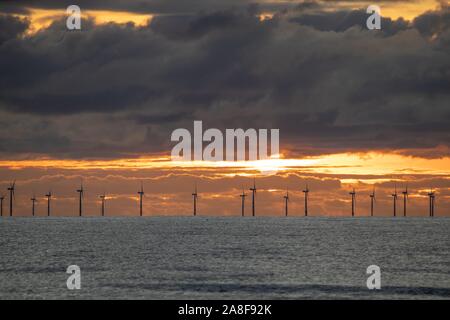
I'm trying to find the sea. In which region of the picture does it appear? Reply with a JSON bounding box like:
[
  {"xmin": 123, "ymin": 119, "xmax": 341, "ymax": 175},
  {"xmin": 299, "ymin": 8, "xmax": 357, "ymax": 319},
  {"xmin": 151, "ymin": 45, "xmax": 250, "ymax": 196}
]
[{"xmin": 0, "ymin": 217, "xmax": 449, "ymax": 299}]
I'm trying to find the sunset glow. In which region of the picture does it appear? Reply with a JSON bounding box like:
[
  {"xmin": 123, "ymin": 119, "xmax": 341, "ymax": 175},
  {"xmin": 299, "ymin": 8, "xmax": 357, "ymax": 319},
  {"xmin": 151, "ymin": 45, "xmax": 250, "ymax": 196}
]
[
  {"xmin": 1, "ymin": 152, "xmax": 449, "ymax": 176},
  {"xmin": 11, "ymin": 0, "xmax": 445, "ymax": 35},
  {"xmin": 0, "ymin": 0, "xmax": 448, "ymax": 217},
  {"xmin": 16, "ymin": 8, "xmax": 154, "ymax": 35}
]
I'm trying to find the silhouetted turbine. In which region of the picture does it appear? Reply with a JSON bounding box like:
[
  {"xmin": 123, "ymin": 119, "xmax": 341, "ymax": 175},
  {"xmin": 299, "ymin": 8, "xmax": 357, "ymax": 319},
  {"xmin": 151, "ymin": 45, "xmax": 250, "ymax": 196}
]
[
  {"xmin": 192, "ymin": 183, "xmax": 198, "ymax": 216},
  {"xmin": 302, "ymin": 183, "xmax": 309, "ymax": 217},
  {"xmin": 100, "ymin": 193, "xmax": 106, "ymax": 217},
  {"xmin": 369, "ymin": 187, "xmax": 376, "ymax": 217},
  {"xmin": 427, "ymin": 188, "xmax": 435, "ymax": 217},
  {"xmin": 240, "ymin": 188, "xmax": 247, "ymax": 217},
  {"xmin": 7, "ymin": 181, "xmax": 15, "ymax": 217},
  {"xmin": 392, "ymin": 184, "xmax": 398, "ymax": 217},
  {"xmin": 402, "ymin": 186, "xmax": 409, "ymax": 217},
  {"xmin": 76, "ymin": 184, "xmax": 84, "ymax": 217},
  {"xmin": 45, "ymin": 191, "xmax": 52, "ymax": 217},
  {"xmin": 349, "ymin": 188, "xmax": 356, "ymax": 217},
  {"xmin": 138, "ymin": 182, "xmax": 145, "ymax": 217},
  {"xmin": 31, "ymin": 194, "xmax": 37, "ymax": 217},
  {"xmin": 0, "ymin": 194, "xmax": 5, "ymax": 217},
  {"xmin": 249, "ymin": 179, "xmax": 256, "ymax": 217},
  {"xmin": 283, "ymin": 188, "xmax": 289, "ymax": 217}
]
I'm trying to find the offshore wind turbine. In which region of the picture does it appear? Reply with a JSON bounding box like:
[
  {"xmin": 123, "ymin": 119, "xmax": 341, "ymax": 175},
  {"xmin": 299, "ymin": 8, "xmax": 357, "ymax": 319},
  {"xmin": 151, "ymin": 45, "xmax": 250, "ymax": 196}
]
[
  {"xmin": 100, "ymin": 193, "xmax": 106, "ymax": 217},
  {"xmin": 402, "ymin": 186, "xmax": 409, "ymax": 217},
  {"xmin": 0, "ymin": 194, "xmax": 5, "ymax": 217},
  {"xmin": 192, "ymin": 183, "xmax": 198, "ymax": 216},
  {"xmin": 250, "ymin": 179, "xmax": 256, "ymax": 217},
  {"xmin": 138, "ymin": 182, "xmax": 145, "ymax": 216},
  {"xmin": 240, "ymin": 188, "xmax": 247, "ymax": 217},
  {"xmin": 392, "ymin": 184, "xmax": 398, "ymax": 217},
  {"xmin": 349, "ymin": 188, "xmax": 356, "ymax": 217},
  {"xmin": 45, "ymin": 191, "xmax": 52, "ymax": 216},
  {"xmin": 31, "ymin": 194, "xmax": 37, "ymax": 217},
  {"xmin": 76, "ymin": 183, "xmax": 84, "ymax": 217},
  {"xmin": 283, "ymin": 188, "xmax": 289, "ymax": 217},
  {"xmin": 427, "ymin": 188, "xmax": 435, "ymax": 217},
  {"xmin": 7, "ymin": 181, "xmax": 15, "ymax": 217},
  {"xmin": 302, "ymin": 183, "xmax": 309, "ymax": 217},
  {"xmin": 369, "ymin": 187, "xmax": 376, "ymax": 217}
]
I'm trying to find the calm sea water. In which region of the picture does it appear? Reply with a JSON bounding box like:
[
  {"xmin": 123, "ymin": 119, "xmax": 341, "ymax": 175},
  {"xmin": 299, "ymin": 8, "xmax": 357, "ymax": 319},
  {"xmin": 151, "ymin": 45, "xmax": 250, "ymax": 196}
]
[{"xmin": 0, "ymin": 217, "xmax": 449, "ymax": 299}]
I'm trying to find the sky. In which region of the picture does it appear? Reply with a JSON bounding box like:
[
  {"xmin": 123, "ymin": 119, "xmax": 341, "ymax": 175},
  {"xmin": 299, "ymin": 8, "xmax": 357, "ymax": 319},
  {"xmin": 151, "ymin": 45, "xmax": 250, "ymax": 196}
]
[{"xmin": 0, "ymin": 0, "xmax": 449, "ymax": 217}]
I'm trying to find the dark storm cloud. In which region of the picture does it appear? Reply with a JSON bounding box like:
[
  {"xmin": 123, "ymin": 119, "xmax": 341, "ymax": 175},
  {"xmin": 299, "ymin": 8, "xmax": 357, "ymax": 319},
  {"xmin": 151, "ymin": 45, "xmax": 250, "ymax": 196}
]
[
  {"xmin": 130, "ymin": 111, "xmax": 191, "ymax": 124},
  {"xmin": 0, "ymin": 0, "xmax": 421, "ymax": 14},
  {"xmin": 0, "ymin": 0, "xmax": 292, "ymax": 14},
  {"xmin": 414, "ymin": 8, "xmax": 450, "ymax": 34},
  {"xmin": 289, "ymin": 9, "xmax": 409, "ymax": 35},
  {"xmin": 0, "ymin": 3, "xmax": 449, "ymax": 158},
  {"xmin": 0, "ymin": 14, "xmax": 29, "ymax": 44}
]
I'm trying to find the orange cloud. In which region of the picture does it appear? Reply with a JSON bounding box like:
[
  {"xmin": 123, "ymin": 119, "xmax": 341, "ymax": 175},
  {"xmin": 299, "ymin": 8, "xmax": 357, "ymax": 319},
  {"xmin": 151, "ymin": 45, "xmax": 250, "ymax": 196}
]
[
  {"xmin": 1, "ymin": 152, "xmax": 448, "ymax": 177},
  {"xmin": 17, "ymin": 8, "xmax": 153, "ymax": 35},
  {"xmin": 15, "ymin": 0, "xmax": 443, "ymax": 35}
]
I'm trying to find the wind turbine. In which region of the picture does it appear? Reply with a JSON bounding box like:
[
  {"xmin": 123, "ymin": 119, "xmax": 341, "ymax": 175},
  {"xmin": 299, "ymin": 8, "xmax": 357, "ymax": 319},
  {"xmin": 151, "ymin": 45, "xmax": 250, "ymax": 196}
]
[
  {"xmin": 31, "ymin": 194, "xmax": 37, "ymax": 217},
  {"xmin": 283, "ymin": 188, "xmax": 289, "ymax": 217},
  {"xmin": 349, "ymin": 188, "xmax": 356, "ymax": 217},
  {"xmin": 45, "ymin": 191, "xmax": 52, "ymax": 217},
  {"xmin": 369, "ymin": 187, "xmax": 375, "ymax": 217},
  {"xmin": 249, "ymin": 179, "xmax": 256, "ymax": 217},
  {"xmin": 76, "ymin": 183, "xmax": 84, "ymax": 217},
  {"xmin": 100, "ymin": 193, "xmax": 106, "ymax": 217},
  {"xmin": 427, "ymin": 188, "xmax": 435, "ymax": 217},
  {"xmin": 240, "ymin": 188, "xmax": 247, "ymax": 217},
  {"xmin": 0, "ymin": 194, "xmax": 5, "ymax": 217},
  {"xmin": 302, "ymin": 183, "xmax": 309, "ymax": 217},
  {"xmin": 402, "ymin": 185, "xmax": 409, "ymax": 217},
  {"xmin": 192, "ymin": 183, "xmax": 198, "ymax": 216},
  {"xmin": 392, "ymin": 184, "xmax": 398, "ymax": 217},
  {"xmin": 138, "ymin": 182, "xmax": 145, "ymax": 217},
  {"xmin": 7, "ymin": 181, "xmax": 15, "ymax": 217}
]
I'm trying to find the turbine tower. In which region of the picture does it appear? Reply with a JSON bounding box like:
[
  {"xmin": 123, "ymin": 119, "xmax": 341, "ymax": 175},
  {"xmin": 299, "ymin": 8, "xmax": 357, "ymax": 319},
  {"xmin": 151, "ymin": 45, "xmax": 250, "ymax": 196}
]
[
  {"xmin": 427, "ymin": 188, "xmax": 435, "ymax": 217},
  {"xmin": 100, "ymin": 193, "xmax": 106, "ymax": 217},
  {"xmin": 240, "ymin": 188, "xmax": 246, "ymax": 217},
  {"xmin": 250, "ymin": 179, "xmax": 256, "ymax": 217},
  {"xmin": 45, "ymin": 191, "xmax": 52, "ymax": 217},
  {"xmin": 302, "ymin": 184, "xmax": 309, "ymax": 217},
  {"xmin": 392, "ymin": 184, "xmax": 398, "ymax": 217},
  {"xmin": 138, "ymin": 183, "xmax": 145, "ymax": 216},
  {"xmin": 192, "ymin": 183, "xmax": 198, "ymax": 216},
  {"xmin": 0, "ymin": 194, "xmax": 5, "ymax": 217},
  {"xmin": 402, "ymin": 186, "xmax": 409, "ymax": 217},
  {"xmin": 31, "ymin": 194, "xmax": 37, "ymax": 217},
  {"xmin": 284, "ymin": 188, "xmax": 289, "ymax": 217},
  {"xmin": 369, "ymin": 187, "xmax": 375, "ymax": 217},
  {"xmin": 7, "ymin": 181, "xmax": 15, "ymax": 217},
  {"xmin": 349, "ymin": 188, "xmax": 356, "ymax": 217},
  {"xmin": 76, "ymin": 184, "xmax": 84, "ymax": 217}
]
